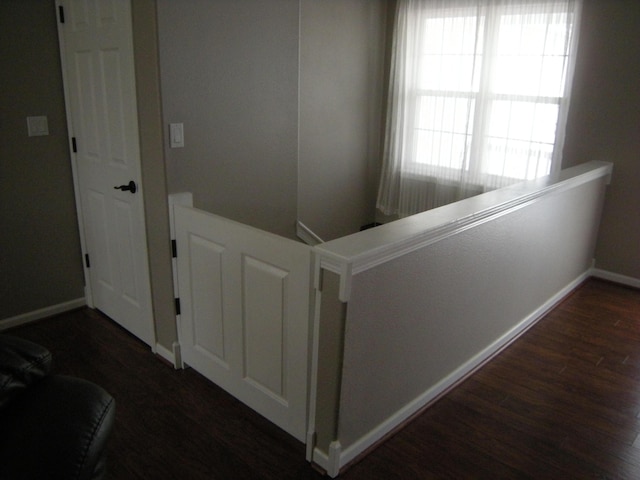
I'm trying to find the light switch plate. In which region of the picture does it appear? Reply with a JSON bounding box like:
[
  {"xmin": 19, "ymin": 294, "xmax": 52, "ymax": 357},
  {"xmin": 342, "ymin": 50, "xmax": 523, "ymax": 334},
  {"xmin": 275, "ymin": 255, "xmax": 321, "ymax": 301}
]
[
  {"xmin": 27, "ymin": 116, "xmax": 49, "ymax": 136},
  {"xmin": 169, "ymin": 123, "xmax": 184, "ymax": 148}
]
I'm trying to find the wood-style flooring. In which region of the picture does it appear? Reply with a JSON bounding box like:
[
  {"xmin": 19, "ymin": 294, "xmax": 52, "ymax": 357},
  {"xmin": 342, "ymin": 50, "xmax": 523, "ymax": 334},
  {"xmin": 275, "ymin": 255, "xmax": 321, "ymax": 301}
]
[{"xmin": 7, "ymin": 278, "xmax": 640, "ymax": 479}]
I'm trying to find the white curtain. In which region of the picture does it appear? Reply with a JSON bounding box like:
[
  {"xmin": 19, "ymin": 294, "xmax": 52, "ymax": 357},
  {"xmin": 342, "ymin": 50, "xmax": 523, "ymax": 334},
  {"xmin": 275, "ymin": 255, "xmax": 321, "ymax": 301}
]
[{"xmin": 377, "ymin": 0, "xmax": 582, "ymax": 217}]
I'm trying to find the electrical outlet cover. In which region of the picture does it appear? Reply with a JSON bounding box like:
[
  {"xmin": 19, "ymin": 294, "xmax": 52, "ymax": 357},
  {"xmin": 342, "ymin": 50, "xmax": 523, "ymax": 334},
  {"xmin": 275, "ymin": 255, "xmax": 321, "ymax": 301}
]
[{"xmin": 27, "ymin": 116, "xmax": 49, "ymax": 136}]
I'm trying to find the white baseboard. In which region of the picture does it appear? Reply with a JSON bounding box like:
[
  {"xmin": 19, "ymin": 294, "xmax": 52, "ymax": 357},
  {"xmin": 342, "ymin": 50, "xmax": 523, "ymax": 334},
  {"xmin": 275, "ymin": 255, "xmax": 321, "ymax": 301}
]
[
  {"xmin": 0, "ymin": 298, "xmax": 86, "ymax": 332},
  {"xmin": 333, "ymin": 270, "xmax": 591, "ymax": 474},
  {"xmin": 155, "ymin": 342, "xmax": 174, "ymax": 364},
  {"xmin": 312, "ymin": 447, "xmax": 330, "ymax": 476},
  {"xmin": 155, "ymin": 341, "xmax": 183, "ymax": 369},
  {"xmin": 173, "ymin": 341, "xmax": 183, "ymax": 369},
  {"xmin": 591, "ymin": 268, "xmax": 640, "ymax": 289},
  {"xmin": 296, "ymin": 220, "xmax": 324, "ymax": 246},
  {"xmin": 311, "ymin": 443, "xmax": 342, "ymax": 479}
]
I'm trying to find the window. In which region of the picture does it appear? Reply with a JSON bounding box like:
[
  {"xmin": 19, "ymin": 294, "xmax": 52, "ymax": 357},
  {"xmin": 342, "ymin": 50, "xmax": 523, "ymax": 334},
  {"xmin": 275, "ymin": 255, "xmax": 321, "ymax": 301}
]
[{"xmin": 377, "ymin": 0, "xmax": 582, "ymax": 217}]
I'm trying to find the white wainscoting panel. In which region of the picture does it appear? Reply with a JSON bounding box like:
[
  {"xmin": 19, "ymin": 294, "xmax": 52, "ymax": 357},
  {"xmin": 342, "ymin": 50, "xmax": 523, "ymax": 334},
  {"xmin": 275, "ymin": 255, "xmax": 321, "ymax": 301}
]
[{"xmin": 174, "ymin": 205, "xmax": 312, "ymax": 442}]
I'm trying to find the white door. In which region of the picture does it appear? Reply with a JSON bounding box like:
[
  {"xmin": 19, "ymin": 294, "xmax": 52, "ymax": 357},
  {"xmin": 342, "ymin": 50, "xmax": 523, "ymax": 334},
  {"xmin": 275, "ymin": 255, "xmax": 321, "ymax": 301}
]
[
  {"xmin": 175, "ymin": 206, "xmax": 312, "ymax": 442},
  {"xmin": 57, "ymin": 0, "xmax": 154, "ymax": 346}
]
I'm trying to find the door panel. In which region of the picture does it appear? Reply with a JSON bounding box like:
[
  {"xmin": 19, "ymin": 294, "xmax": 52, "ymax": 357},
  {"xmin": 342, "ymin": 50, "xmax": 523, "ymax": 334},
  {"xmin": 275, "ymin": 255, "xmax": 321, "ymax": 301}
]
[
  {"xmin": 87, "ymin": 190, "xmax": 113, "ymax": 290},
  {"xmin": 113, "ymin": 198, "xmax": 138, "ymax": 303},
  {"xmin": 58, "ymin": 0, "xmax": 154, "ymax": 345},
  {"xmin": 175, "ymin": 206, "xmax": 312, "ymax": 441},
  {"xmin": 189, "ymin": 235, "xmax": 227, "ymax": 364},
  {"xmin": 243, "ymin": 256, "xmax": 288, "ymax": 401}
]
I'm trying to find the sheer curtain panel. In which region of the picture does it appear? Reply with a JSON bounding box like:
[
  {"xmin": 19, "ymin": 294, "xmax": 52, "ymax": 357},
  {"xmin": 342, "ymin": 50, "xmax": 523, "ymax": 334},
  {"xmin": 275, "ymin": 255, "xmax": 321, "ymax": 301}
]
[{"xmin": 377, "ymin": 0, "xmax": 582, "ymax": 217}]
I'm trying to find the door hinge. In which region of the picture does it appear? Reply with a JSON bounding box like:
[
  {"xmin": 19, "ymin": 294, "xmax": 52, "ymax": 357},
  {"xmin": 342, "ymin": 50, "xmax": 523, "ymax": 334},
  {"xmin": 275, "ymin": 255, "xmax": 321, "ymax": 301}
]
[
  {"xmin": 58, "ymin": 5, "xmax": 65, "ymax": 24},
  {"xmin": 84, "ymin": 253, "xmax": 90, "ymax": 268},
  {"xmin": 174, "ymin": 298, "xmax": 181, "ymax": 316},
  {"xmin": 171, "ymin": 239, "xmax": 177, "ymax": 258},
  {"xmin": 71, "ymin": 137, "xmax": 77, "ymax": 153}
]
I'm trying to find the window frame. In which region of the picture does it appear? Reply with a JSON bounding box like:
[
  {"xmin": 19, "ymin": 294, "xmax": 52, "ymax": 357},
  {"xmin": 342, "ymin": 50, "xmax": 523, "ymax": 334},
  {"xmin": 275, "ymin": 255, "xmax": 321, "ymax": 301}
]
[{"xmin": 403, "ymin": 1, "xmax": 572, "ymax": 187}]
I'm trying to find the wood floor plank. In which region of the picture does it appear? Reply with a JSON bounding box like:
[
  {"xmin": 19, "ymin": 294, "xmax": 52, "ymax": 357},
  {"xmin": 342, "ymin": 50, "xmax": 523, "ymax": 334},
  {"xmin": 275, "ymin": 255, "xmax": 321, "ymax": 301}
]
[{"xmin": 6, "ymin": 278, "xmax": 640, "ymax": 479}]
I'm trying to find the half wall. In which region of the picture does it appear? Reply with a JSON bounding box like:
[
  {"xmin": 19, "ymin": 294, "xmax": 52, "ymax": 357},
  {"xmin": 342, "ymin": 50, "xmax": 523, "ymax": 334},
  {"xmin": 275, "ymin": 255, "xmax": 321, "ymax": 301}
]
[{"xmin": 310, "ymin": 161, "xmax": 612, "ymax": 476}]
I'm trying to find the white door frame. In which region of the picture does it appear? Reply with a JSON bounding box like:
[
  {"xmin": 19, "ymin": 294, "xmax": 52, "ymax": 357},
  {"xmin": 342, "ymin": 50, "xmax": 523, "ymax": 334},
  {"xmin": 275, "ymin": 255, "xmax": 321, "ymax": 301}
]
[{"xmin": 55, "ymin": 1, "xmax": 94, "ymax": 310}]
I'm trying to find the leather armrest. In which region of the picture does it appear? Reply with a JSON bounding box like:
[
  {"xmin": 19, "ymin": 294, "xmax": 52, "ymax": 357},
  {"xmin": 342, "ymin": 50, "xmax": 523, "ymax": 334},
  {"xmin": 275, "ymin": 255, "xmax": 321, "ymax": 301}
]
[
  {"xmin": 0, "ymin": 375, "xmax": 116, "ymax": 480},
  {"xmin": 0, "ymin": 334, "xmax": 51, "ymax": 409}
]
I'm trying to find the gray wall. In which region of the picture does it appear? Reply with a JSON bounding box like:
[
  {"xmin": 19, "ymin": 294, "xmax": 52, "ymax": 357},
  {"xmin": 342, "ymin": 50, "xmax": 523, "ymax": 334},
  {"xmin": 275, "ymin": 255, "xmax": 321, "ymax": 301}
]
[
  {"xmin": 563, "ymin": 0, "xmax": 640, "ymax": 281},
  {"xmin": 3, "ymin": 0, "xmax": 638, "ymax": 339},
  {"xmin": 0, "ymin": 0, "xmax": 84, "ymax": 322},
  {"xmin": 157, "ymin": 0, "xmax": 387, "ymax": 241},
  {"xmin": 132, "ymin": 0, "xmax": 176, "ymax": 350},
  {"xmin": 317, "ymin": 164, "xmax": 609, "ymax": 468},
  {"xmin": 314, "ymin": 271, "xmax": 346, "ymax": 452},
  {"xmin": 157, "ymin": 0, "xmax": 300, "ymax": 239},
  {"xmin": 299, "ymin": 0, "xmax": 387, "ymax": 241}
]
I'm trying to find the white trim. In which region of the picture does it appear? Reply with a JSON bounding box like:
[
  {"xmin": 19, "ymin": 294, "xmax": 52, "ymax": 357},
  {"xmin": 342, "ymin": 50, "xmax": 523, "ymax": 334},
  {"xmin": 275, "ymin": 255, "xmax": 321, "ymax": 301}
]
[
  {"xmin": 333, "ymin": 269, "xmax": 590, "ymax": 473},
  {"xmin": 155, "ymin": 342, "xmax": 178, "ymax": 367},
  {"xmin": 55, "ymin": 1, "xmax": 93, "ymax": 309},
  {"xmin": 168, "ymin": 192, "xmax": 194, "ymax": 218},
  {"xmin": 297, "ymin": 220, "xmax": 324, "ymax": 246},
  {"xmin": 0, "ymin": 298, "xmax": 86, "ymax": 331},
  {"xmin": 327, "ymin": 441, "xmax": 342, "ymax": 478},
  {"xmin": 172, "ymin": 341, "xmax": 183, "ymax": 369},
  {"xmin": 306, "ymin": 257, "xmax": 323, "ymax": 461},
  {"xmin": 312, "ymin": 447, "xmax": 330, "ymax": 476},
  {"xmin": 167, "ymin": 193, "xmax": 193, "ymax": 362},
  {"xmin": 315, "ymin": 161, "xmax": 612, "ymax": 302},
  {"xmin": 306, "ymin": 431, "xmax": 317, "ymax": 462},
  {"xmin": 318, "ymin": 257, "xmax": 353, "ymax": 303},
  {"xmin": 591, "ymin": 268, "xmax": 640, "ymax": 289}
]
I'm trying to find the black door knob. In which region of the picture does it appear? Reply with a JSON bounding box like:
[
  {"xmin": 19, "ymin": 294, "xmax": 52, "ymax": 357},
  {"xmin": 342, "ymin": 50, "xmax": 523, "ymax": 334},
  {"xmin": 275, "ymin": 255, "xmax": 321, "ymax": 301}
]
[{"xmin": 114, "ymin": 181, "xmax": 137, "ymax": 194}]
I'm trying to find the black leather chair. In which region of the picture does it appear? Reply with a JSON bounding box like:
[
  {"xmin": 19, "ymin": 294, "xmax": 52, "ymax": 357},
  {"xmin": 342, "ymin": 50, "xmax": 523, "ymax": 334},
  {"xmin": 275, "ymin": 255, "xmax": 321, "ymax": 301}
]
[{"xmin": 0, "ymin": 334, "xmax": 115, "ymax": 480}]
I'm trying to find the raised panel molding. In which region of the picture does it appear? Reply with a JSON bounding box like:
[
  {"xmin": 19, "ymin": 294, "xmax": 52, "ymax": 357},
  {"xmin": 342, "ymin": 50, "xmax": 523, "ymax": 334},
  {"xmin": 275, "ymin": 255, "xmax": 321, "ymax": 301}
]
[
  {"xmin": 243, "ymin": 255, "xmax": 288, "ymax": 403},
  {"xmin": 189, "ymin": 234, "xmax": 227, "ymax": 366},
  {"xmin": 113, "ymin": 197, "xmax": 138, "ymax": 304}
]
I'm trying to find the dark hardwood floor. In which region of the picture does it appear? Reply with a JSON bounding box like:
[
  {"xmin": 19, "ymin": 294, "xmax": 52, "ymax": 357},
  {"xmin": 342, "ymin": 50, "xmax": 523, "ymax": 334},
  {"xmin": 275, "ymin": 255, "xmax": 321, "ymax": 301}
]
[{"xmin": 7, "ymin": 278, "xmax": 640, "ymax": 479}]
